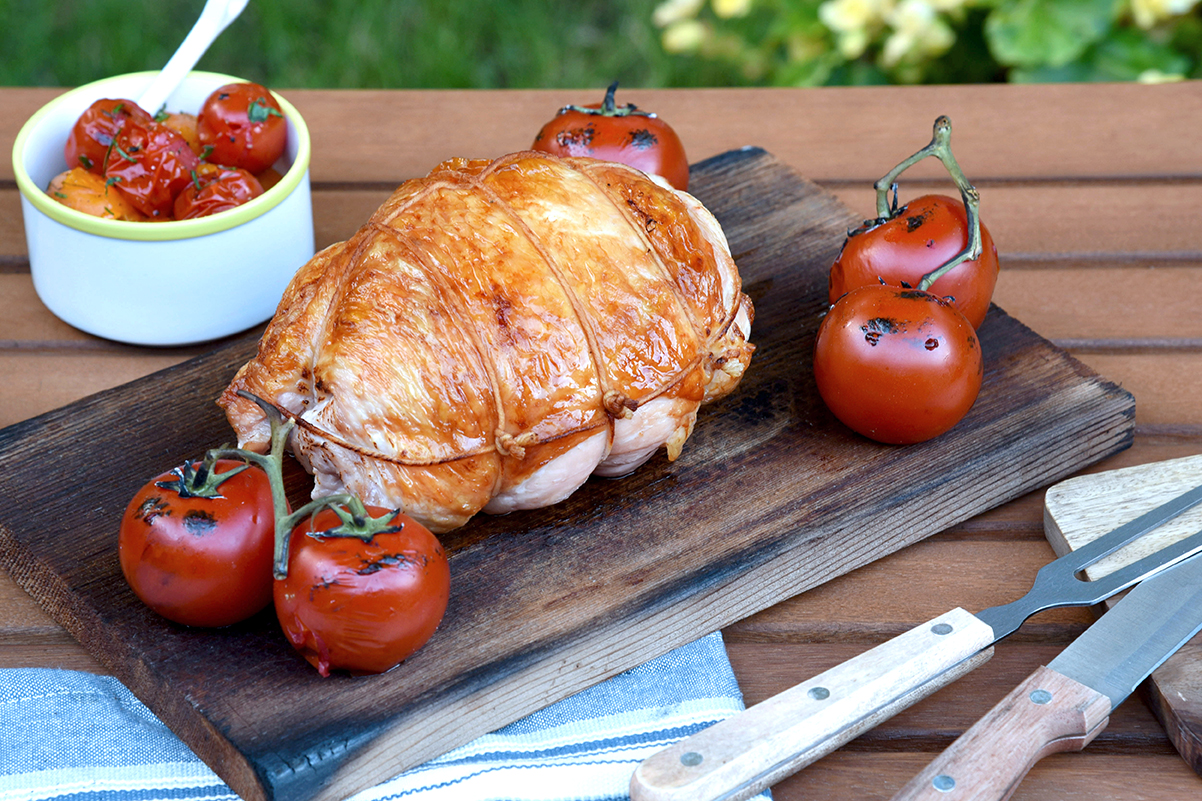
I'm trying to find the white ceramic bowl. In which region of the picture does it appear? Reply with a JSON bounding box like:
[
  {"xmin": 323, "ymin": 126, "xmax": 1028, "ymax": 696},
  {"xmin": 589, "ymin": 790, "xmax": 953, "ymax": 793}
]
[{"xmin": 12, "ymin": 71, "xmax": 314, "ymax": 346}]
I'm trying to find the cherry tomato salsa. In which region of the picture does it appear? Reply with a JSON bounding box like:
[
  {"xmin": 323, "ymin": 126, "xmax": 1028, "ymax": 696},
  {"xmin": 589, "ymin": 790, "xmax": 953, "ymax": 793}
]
[{"xmin": 49, "ymin": 82, "xmax": 287, "ymax": 222}]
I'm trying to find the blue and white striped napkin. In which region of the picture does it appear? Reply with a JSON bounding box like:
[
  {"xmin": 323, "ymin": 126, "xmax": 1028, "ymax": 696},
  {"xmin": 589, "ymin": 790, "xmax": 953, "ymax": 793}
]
[{"xmin": 0, "ymin": 632, "xmax": 769, "ymax": 801}]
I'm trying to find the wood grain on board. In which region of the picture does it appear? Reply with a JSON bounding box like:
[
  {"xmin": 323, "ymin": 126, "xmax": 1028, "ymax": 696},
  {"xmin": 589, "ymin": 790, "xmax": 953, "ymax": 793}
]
[
  {"xmin": 0, "ymin": 147, "xmax": 1134, "ymax": 801},
  {"xmin": 1045, "ymin": 454, "xmax": 1202, "ymax": 777}
]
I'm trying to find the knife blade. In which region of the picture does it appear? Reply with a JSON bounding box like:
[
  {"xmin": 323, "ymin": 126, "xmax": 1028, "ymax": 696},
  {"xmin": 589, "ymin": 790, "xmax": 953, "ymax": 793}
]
[
  {"xmin": 890, "ymin": 548, "xmax": 1202, "ymax": 801},
  {"xmin": 630, "ymin": 480, "xmax": 1202, "ymax": 801}
]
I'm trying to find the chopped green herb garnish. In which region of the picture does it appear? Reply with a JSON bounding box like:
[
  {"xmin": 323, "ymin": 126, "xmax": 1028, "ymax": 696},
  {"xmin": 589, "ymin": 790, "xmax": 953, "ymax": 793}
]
[{"xmin": 248, "ymin": 97, "xmax": 283, "ymax": 124}]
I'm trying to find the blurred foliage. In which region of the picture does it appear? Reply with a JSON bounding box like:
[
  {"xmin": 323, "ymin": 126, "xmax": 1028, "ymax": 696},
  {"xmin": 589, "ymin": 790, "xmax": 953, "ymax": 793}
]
[
  {"xmin": 652, "ymin": 0, "xmax": 1202, "ymax": 84},
  {"xmin": 0, "ymin": 0, "xmax": 742, "ymax": 89},
  {"xmin": 3, "ymin": 0, "xmax": 1200, "ymax": 89}
]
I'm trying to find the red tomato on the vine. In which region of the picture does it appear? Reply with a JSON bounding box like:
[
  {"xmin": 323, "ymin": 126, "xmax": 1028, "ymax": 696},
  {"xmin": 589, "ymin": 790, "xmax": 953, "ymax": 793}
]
[
  {"xmin": 532, "ymin": 81, "xmax": 689, "ymax": 191},
  {"xmin": 174, "ymin": 163, "xmax": 264, "ymax": 220},
  {"xmin": 197, "ymin": 83, "xmax": 288, "ymax": 175},
  {"xmin": 64, "ymin": 98, "xmax": 153, "ymax": 174},
  {"xmin": 813, "ymin": 284, "xmax": 983, "ymax": 445},
  {"xmin": 118, "ymin": 459, "xmax": 276, "ymax": 628},
  {"xmin": 274, "ymin": 507, "xmax": 450, "ymax": 677},
  {"xmin": 829, "ymin": 194, "xmax": 999, "ymax": 330},
  {"xmin": 103, "ymin": 117, "xmax": 200, "ymax": 218}
]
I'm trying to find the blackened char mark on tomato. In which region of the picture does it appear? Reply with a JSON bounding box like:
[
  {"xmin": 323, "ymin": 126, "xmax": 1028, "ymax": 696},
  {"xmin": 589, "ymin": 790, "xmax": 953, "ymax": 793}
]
[
  {"xmin": 356, "ymin": 552, "xmax": 428, "ymax": 576},
  {"xmin": 554, "ymin": 124, "xmax": 595, "ymax": 151},
  {"xmin": 182, "ymin": 509, "xmax": 218, "ymax": 535},
  {"xmin": 897, "ymin": 289, "xmax": 940, "ymax": 302},
  {"xmin": 133, "ymin": 496, "xmax": 171, "ymax": 524},
  {"xmin": 905, "ymin": 207, "xmax": 932, "ymax": 232},
  {"xmin": 627, "ymin": 128, "xmax": 660, "ymax": 149},
  {"xmin": 861, "ymin": 316, "xmax": 905, "ymax": 346}
]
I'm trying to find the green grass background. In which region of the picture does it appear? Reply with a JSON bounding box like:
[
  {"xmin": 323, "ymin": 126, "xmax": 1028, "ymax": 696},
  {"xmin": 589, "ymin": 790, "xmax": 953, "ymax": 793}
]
[{"xmin": 2, "ymin": 0, "xmax": 738, "ymax": 89}]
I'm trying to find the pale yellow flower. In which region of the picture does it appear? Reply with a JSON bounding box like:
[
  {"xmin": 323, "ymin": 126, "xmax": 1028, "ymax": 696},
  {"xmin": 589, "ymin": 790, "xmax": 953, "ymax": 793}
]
[
  {"xmin": 713, "ymin": 0, "xmax": 754, "ymax": 18},
  {"xmin": 818, "ymin": 0, "xmax": 894, "ymax": 34},
  {"xmin": 819, "ymin": 0, "xmax": 894, "ymax": 58},
  {"xmin": 653, "ymin": 0, "xmax": 706, "ymax": 28},
  {"xmin": 1138, "ymin": 68, "xmax": 1187, "ymax": 82},
  {"xmin": 833, "ymin": 28, "xmax": 872, "ymax": 58},
  {"xmin": 1130, "ymin": 0, "xmax": 1200, "ymax": 28},
  {"xmin": 881, "ymin": 0, "xmax": 954, "ymax": 66},
  {"xmin": 662, "ymin": 19, "xmax": 709, "ymax": 52}
]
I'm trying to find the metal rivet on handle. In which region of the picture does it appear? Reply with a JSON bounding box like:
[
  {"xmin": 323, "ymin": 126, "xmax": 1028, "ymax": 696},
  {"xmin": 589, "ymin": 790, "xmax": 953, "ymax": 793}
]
[
  {"xmin": 808, "ymin": 686, "xmax": 830, "ymax": 700},
  {"xmin": 931, "ymin": 623, "xmax": 954, "ymax": 636},
  {"xmin": 681, "ymin": 751, "xmax": 703, "ymax": 767},
  {"xmin": 1030, "ymin": 689, "xmax": 1053, "ymax": 705},
  {"xmin": 933, "ymin": 774, "xmax": 956, "ymax": 792}
]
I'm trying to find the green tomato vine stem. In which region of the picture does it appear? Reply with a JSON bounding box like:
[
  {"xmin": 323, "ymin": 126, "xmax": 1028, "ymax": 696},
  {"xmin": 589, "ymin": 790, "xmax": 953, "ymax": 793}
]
[
  {"xmin": 873, "ymin": 115, "xmax": 983, "ymax": 292},
  {"xmin": 558, "ymin": 80, "xmax": 655, "ymax": 119},
  {"xmin": 207, "ymin": 391, "xmax": 403, "ymax": 580}
]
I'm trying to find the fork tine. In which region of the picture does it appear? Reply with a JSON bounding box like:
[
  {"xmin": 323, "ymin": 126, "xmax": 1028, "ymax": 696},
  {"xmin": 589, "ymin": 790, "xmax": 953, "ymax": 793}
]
[
  {"xmin": 1062, "ymin": 481, "xmax": 1202, "ymax": 570},
  {"xmin": 979, "ymin": 482, "xmax": 1202, "ymax": 640},
  {"xmin": 1075, "ymin": 527, "xmax": 1202, "ymax": 600}
]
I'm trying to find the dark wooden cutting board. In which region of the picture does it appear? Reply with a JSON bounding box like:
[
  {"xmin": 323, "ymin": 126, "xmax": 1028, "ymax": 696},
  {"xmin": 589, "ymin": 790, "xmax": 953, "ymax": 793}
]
[
  {"xmin": 0, "ymin": 148, "xmax": 1135, "ymax": 801},
  {"xmin": 1044, "ymin": 455, "xmax": 1202, "ymax": 776}
]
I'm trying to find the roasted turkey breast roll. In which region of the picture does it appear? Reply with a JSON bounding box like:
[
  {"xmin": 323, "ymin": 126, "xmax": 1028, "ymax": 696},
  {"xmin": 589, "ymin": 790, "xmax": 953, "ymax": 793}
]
[{"xmin": 219, "ymin": 151, "xmax": 754, "ymax": 532}]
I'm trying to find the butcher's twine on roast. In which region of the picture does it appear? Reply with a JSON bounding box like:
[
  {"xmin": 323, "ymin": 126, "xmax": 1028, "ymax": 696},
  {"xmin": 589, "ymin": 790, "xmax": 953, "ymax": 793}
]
[{"xmin": 220, "ymin": 152, "xmax": 754, "ymax": 532}]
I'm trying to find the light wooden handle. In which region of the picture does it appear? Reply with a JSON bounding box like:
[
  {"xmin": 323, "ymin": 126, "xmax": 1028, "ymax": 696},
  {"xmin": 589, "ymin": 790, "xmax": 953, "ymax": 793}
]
[
  {"xmin": 630, "ymin": 608, "xmax": 996, "ymax": 801},
  {"xmin": 890, "ymin": 665, "xmax": 1112, "ymax": 801}
]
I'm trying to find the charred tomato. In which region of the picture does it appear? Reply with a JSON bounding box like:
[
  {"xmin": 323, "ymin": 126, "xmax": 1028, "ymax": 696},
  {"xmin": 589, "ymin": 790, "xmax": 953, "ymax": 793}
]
[
  {"xmin": 830, "ymin": 116, "xmax": 997, "ymax": 330},
  {"xmin": 118, "ymin": 456, "xmax": 276, "ymax": 627},
  {"xmin": 830, "ymin": 194, "xmax": 999, "ymax": 330},
  {"xmin": 532, "ymin": 81, "xmax": 689, "ymax": 190},
  {"xmin": 273, "ymin": 504, "xmax": 450, "ymax": 677},
  {"xmin": 813, "ymin": 284, "xmax": 983, "ymax": 445}
]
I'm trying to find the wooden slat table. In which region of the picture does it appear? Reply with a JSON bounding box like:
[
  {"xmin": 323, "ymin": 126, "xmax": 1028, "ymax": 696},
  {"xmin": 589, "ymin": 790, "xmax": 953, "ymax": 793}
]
[{"xmin": 3, "ymin": 81, "xmax": 1201, "ymax": 799}]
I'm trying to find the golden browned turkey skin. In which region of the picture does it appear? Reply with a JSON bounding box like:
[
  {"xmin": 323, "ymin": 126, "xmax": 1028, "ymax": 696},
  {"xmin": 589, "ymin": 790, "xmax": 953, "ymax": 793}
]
[{"xmin": 219, "ymin": 152, "xmax": 754, "ymax": 532}]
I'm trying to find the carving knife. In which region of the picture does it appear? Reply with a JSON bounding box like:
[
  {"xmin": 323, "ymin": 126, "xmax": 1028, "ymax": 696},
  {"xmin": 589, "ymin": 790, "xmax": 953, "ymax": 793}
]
[
  {"xmin": 630, "ymin": 481, "xmax": 1202, "ymax": 801},
  {"xmin": 890, "ymin": 547, "xmax": 1202, "ymax": 800}
]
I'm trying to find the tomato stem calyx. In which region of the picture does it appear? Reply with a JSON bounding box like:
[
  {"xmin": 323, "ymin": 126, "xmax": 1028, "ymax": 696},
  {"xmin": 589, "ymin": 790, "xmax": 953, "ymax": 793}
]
[
  {"xmin": 155, "ymin": 453, "xmax": 250, "ymax": 499},
  {"xmin": 289, "ymin": 496, "xmax": 403, "ymax": 543},
  {"xmin": 559, "ymin": 81, "xmax": 656, "ymax": 119},
  {"xmin": 871, "ymin": 116, "xmax": 983, "ymax": 292}
]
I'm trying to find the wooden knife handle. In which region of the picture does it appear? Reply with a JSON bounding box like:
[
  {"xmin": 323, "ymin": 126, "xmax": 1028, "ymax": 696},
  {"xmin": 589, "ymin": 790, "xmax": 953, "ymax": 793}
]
[
  {"xmin": 630, "ymin": 608, "xmax": 996, "ymax": 801},
  {"xmin": 889, "ymin": 665, "xmax": 1112, "ymax": 801}
]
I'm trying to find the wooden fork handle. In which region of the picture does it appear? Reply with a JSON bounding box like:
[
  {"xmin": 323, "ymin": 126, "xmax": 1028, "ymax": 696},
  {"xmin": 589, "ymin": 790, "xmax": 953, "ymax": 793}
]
[{"xmin": 630, "ymin": 608, "xmax": 995, "ymax": 801}]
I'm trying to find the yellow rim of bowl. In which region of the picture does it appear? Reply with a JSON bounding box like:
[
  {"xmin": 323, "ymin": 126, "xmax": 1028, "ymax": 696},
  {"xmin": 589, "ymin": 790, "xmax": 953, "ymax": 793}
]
[{"xmin": 12, "ymin": 72, "xmax": 311, "ymax": 242}]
